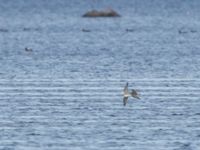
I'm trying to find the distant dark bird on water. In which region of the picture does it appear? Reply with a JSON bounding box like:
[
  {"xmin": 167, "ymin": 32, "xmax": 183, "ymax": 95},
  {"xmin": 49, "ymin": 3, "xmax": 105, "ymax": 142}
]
[
  {"xmin": 123, "ymin": 82, "xmax": 140, "ymax": 106},
  {"xmin": 25, "ymin": 47, "xmax": 33, "ymax": 52},
  {"xmin": 82, "ymin": 29, "xmax": 91, "ymax": 32}
]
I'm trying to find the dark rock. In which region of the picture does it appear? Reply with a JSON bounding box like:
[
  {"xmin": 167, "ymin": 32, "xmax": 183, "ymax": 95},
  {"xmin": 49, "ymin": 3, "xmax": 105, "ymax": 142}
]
[{"xmin": 82, "ymin": 8, "xmax": 120, "ymax": 17}]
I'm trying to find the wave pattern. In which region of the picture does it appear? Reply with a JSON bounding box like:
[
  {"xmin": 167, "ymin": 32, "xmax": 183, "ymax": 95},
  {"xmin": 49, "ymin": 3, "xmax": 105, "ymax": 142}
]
[{"xmin": 0, "ymin": 79, "xmax": 200, "ymax": 150}]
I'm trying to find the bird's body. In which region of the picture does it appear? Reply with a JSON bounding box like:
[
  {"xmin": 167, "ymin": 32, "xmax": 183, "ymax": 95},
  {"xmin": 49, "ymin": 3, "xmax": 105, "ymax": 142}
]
[{"xmin": 123, "ymin": 82, "xmax": 140, "ymax": 106}]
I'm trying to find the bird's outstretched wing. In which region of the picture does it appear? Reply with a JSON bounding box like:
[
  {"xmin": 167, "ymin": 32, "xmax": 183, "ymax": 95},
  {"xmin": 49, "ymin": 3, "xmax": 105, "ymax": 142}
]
[
  {"xmin": 123, "ymin": 97, "xmax": 128, "ymax": 106},
  {"xmin": 124, "ymin": 82, "xmax": 129, "ymax": 95},
  {"xmin": 131, "ymin": 89, "xmax": 137, "ymax": 95},
  {"xmin": 131, "ymin": 89, "xmax": 140, "ymax": 99}
]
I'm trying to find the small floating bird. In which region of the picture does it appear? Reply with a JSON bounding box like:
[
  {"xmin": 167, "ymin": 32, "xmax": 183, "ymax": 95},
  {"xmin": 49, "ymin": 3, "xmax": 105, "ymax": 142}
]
[
  {"xmin": 82, "ymin": 28, "xmax": 91, "ymax": 32},
  {"xmin": 25, "ymin": 47, "xmax": 33, "ymax": 52},
  {"xmin": 123, "ymin": 82, "xmax": 140, "ymax": 106}
]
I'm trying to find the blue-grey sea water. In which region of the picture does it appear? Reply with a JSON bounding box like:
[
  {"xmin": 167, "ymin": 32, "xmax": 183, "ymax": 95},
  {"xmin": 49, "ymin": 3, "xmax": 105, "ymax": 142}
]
[{"xmin": 0, "ymin": 0, "xmax": 200, "ymax": 149}]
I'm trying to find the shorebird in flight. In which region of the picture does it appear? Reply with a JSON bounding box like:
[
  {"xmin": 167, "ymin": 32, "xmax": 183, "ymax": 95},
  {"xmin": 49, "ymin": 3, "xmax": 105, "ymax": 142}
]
[{"xmin": 123, "ymin": 82, "xmax": 140, "ymax": 106}]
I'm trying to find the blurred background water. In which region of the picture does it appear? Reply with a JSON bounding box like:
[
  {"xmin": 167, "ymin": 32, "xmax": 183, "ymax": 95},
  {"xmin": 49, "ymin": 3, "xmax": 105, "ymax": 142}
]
[{"xmin": 0, "ymin": 0, "xmax": 200, "ymax": 149}]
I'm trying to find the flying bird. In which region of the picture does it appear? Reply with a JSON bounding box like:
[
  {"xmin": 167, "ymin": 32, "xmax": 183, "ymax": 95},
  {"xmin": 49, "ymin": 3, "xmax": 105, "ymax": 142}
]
[{"xmin": 123, "ymin": 82, "xmax": 140, "ymax": 106}]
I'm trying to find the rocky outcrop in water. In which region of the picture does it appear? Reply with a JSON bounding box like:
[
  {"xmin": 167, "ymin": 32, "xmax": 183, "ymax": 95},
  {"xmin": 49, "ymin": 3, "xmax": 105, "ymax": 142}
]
[{"xmin": 82, "ymin": 8, "xmax": 120, "ymax": 17}]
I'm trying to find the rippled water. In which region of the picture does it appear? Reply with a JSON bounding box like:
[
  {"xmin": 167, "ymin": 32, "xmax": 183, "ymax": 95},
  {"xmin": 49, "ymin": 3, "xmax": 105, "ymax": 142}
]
[
  {"xmin": 0, "ymin": 79, "xmax": 200, "ymax": 149},
  {"xmin": 1, "ymin": 0, "xmax": 200, "ymax": 149}
]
